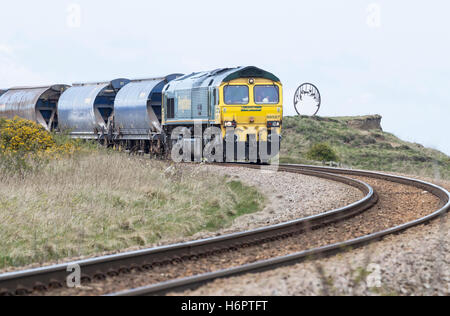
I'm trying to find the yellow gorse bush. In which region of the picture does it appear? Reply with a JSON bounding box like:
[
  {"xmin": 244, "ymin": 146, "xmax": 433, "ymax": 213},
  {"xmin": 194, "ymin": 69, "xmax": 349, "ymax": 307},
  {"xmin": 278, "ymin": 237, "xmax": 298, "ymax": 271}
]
[{"xmin": 0, "ymin": 117, "xmax": 78, "ymax": 158}]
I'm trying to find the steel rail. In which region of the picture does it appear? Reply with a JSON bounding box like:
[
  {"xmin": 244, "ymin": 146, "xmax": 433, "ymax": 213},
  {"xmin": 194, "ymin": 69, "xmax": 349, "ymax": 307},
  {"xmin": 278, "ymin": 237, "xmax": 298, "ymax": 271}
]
[
  {"xmin": 0, "ymin": 168, "xmax": 375, "ymax": 296},
  {"xmin": 110, "ymin": 164, "xmax": 450, "ymax": 296}
]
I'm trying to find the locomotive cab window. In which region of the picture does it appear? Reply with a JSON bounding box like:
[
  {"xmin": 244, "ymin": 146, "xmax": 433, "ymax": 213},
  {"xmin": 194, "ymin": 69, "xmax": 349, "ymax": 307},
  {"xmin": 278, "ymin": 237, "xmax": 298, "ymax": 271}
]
[
  {"xmin": 254, "ymin": 85, "xmax": 279, "ymax": 104},
  {"xmin": 167, "ymin": 98, "xmax": 175, "ymax": 119},
  {"xmin": 224, "ymin": 85, "xmax": 249, "ymax": 105}
]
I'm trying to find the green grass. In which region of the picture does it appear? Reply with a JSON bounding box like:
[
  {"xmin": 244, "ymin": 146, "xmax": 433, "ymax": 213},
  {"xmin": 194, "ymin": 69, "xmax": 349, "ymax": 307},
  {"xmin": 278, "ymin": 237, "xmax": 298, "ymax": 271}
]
[
  {"xmin": 203, "ymin": 181, "xmax": 263, "ymax": 231},
  {"xmin": 281, "ymin": 115, "xmax": 450, "ymax": 180}
]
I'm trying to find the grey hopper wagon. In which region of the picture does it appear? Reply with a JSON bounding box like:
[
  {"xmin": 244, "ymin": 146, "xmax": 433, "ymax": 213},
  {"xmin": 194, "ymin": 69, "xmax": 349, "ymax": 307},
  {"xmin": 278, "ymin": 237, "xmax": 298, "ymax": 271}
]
[
  {"xmin": 0, "ymin": 85, "xmax": 69, "ymax": 131},
  {"xmin": 113, "ymin": 74, "xmax": 183, "ymax": 140},
  {"xmin": 57, "ymin": 79, "xmax": 130, "ymax": 139}
]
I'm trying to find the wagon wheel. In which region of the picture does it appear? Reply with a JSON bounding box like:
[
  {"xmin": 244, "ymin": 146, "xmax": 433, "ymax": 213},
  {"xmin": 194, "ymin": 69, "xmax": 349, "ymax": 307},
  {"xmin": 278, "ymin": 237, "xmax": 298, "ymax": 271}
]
[{"xmin": 128, "ymin": 144, "xmax": 140, "ymax": 156}]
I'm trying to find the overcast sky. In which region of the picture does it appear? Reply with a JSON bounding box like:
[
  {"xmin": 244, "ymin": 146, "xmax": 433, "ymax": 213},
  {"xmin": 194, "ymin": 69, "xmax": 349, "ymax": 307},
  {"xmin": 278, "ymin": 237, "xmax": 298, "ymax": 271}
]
[{"xmin": 0, "ymin": 0, "xmax": 449, "ymax": 155}]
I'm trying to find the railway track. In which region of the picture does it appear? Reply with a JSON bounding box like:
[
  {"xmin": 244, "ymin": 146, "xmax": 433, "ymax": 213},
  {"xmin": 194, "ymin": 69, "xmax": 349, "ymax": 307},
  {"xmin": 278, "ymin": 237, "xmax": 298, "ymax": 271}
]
[
  {"xmin": 0, "ymin": 166, "xmax": 374, "ymax": 296},
  {"xmin": 105, "ymin": 165, "xmax": 449, "ymax": 296},
  {"xmin": 0, "ymin": 164, "xmax": 448, "ymax": 296}
]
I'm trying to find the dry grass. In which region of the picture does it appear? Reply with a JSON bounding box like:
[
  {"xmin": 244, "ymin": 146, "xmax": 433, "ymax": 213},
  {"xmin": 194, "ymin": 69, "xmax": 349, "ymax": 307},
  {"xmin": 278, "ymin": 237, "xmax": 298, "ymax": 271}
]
[{"xmin": 0, "ymin": 151, "xmax": 264, "ymax": 269}]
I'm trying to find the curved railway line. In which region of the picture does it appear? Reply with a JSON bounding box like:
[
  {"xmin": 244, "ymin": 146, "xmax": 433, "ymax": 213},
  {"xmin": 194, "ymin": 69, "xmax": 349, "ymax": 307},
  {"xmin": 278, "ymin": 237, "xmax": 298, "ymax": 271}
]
[{"xmin": 0, "ymin": 164, "xmax": 449, "ymax": 296}]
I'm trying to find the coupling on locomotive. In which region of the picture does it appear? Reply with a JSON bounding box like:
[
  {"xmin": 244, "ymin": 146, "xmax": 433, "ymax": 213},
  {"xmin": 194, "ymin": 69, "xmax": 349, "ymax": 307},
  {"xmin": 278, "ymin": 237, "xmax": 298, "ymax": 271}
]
[{"xmin": 0, "ymin": 66, "xmax": 283, "ymax": 163}]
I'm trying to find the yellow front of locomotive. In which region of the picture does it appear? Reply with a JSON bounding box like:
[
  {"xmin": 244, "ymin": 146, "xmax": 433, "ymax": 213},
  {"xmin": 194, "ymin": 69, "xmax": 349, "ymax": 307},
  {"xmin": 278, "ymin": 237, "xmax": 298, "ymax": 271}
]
[{"xmin": 217, "ymin": 77, "xmax": 283, "ymax": 143}]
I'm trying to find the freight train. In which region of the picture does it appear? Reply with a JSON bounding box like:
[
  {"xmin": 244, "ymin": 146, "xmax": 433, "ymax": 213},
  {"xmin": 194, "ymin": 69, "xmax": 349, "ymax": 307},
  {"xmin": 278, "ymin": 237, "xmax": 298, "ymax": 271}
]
[{"xmin": 0, "ymin": 66, "xmax": 283, "ymax": 163}]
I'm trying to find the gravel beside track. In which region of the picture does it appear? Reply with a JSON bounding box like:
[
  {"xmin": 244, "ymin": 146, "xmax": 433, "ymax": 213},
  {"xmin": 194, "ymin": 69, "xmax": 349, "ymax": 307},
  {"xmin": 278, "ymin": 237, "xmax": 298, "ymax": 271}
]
[
  {"xmin": 179, "ymin": 180, "xmax": 450, "ymax": 296},
  {"xmin": 192, "ymin": 165, "xmax": 364, "ymax": 235},
  {"xmin": 180, "ymin": 214, "xmax": 449, "ymax": 296},
  {"xmin": 42, "ymin": 175, "xmax": 440, "ymax": 296}
]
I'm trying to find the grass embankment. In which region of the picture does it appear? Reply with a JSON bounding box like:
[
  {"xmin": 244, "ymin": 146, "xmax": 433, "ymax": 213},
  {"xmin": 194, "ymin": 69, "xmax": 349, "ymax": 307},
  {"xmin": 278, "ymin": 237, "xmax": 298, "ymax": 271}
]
[
  {"xmin": 0, "ymin": 118, "xmax": 264, "ymax": 269},
  {"xmin": 281, "ymin": 115, "xmax": 450, "ymax": 180}
]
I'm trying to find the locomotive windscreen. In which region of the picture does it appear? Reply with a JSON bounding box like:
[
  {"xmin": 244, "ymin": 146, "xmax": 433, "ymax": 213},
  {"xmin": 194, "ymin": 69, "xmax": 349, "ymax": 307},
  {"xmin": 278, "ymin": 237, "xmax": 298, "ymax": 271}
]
[{"xmin": 224, "ymin": 85, "xmax": 249, "ymax": 105}]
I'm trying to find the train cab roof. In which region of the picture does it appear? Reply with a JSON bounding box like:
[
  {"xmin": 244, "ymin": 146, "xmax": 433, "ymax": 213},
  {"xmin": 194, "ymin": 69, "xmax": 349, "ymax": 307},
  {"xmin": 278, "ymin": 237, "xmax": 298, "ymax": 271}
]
[{"xmin": 163, "ymin": 66, "xmax": 281, "ymax": 93}]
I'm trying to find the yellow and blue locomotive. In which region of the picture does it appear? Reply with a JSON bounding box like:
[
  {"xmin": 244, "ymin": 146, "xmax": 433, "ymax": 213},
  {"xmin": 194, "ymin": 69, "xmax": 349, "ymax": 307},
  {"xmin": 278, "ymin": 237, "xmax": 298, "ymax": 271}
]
[{"xmin": 162, "ymin": 66, "xmax": 283, "ymax": 162}]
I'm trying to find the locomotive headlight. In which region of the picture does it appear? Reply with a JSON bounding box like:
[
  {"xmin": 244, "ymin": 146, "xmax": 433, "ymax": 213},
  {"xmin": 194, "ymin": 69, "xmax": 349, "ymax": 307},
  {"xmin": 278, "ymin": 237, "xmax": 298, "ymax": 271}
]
[
  {"xmin": 224, "ymin": 121, "xmax": 236, "ymax": 128},
  {"xmin": 267, "ymin": 121, "xmax": 280, "ymax": 128}
]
